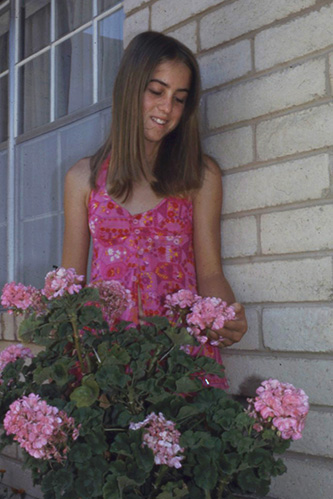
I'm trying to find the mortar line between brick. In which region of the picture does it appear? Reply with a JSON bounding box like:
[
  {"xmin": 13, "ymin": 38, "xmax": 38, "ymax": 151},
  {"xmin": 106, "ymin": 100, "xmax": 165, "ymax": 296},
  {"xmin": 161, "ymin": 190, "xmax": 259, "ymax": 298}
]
[
  {"xmin": 201, "ymin": 49, "xmax": 332, "ymax": 94},
  {"xmin": 206, "ymin": 96, "xmax": 333, "ymax": 134},
  {"xmin": 222, "ymin": 350, "xmax": 333, "ymax": 361},
  {"xmin": 198, "ymin": 1, "xmax": 333, "ymax": 54}
]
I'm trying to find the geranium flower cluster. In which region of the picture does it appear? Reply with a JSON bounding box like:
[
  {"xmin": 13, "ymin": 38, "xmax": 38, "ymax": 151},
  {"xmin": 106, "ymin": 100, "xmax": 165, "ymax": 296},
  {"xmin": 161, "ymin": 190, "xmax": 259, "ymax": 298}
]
[
  {"xmin": 0, "ymin": 343, "xmax": 34, "ymax": 384},
  {"xmin": 247, "ymin": 378, "xmax": 309, "ymax": 440},
  {"xmin": 129, "ymin": 412, "xmax": 184, "ymax": 468},
  {"xmin": 1, "ymin": 282, "xmax": 44, "ymax": 315},
  {"xmin": 89, "ymin": 280, "xmax": 133, "ymax": 327},
  {"xmin": 3, "ymin": 393, "xmax": 79, "ymax": 462},
  {"xmin": 43, "ymin": 267, "xmax": 84, "ymax": 299},
  {"xmin": 165, "ymin": 289, "xmax": 235, "ymax": 346}
]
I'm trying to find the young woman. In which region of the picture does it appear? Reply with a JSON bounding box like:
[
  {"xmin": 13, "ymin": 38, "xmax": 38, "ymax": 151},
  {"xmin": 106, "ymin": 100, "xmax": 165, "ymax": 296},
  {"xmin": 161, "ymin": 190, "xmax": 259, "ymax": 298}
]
[{"xmin": 61, "ymin": 31, "xmax": 247, "ymax": 387}]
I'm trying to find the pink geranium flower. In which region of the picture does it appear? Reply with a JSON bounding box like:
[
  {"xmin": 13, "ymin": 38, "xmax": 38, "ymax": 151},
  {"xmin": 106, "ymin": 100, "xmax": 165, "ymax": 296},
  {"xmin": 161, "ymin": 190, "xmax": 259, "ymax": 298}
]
[
  {"xmin": 247, "ymin": 379, "xmax": 309, "ymax": 440},
  {"xmin": 3, "ymin": 393, "xmax": 79, "ymax": 462},
  {"xmin": 165, "ymin": 290, "xmax": 235, "ymax": 346},
  {"xmin": 89, "ymin": 280, "xmax": 133, "ymax": 327},
  {"xmin": 130, "ymin": 412, "xmax": 184, "ymax": 468},
  {"xmin": 1, "ymin": 282, "xmax": 44, "ymax": 315},
  {"xmin": 42, "ymin": 267, "xmax": 84, "ymax": 299}
]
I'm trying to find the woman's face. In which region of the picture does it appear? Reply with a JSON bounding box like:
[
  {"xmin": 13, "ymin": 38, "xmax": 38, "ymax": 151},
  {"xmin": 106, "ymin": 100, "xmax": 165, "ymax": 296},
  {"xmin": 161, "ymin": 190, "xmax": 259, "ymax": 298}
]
[{"xmin": 142, "ymin": 59, "xmax": 192, "ymax": 158}]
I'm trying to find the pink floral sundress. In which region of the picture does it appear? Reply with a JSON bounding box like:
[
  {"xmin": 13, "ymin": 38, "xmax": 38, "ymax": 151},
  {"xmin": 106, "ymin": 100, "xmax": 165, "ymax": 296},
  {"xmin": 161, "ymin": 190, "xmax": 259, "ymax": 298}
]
[{"xmin": 88, "ymin": 157, "xmax": 228, "ymax": 389}]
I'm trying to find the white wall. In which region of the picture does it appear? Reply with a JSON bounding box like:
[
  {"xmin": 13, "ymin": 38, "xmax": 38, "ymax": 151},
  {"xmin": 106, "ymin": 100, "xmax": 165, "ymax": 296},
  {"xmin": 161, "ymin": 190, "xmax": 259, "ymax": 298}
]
[{"xmin": 123, "ymin": 0, "xmax": 333, "ymax": 498}]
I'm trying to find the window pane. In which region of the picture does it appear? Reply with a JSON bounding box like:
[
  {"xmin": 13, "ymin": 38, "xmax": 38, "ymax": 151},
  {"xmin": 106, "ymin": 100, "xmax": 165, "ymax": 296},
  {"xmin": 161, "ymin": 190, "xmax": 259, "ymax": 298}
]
[
  {"xmin": 98, "ymin": 9, "xmax": 123, "ymax": 101},
  {"xmin": 55, "ymin": 0, "xmax": 92, "ymax": 40},
  {"xmin": 0, "ymin": 9, "xmax": 9, "ymax": 72},
  {"xmin": 0, "ymin": 75, "xmax": 8, "ymax": 142},
  {"xmin": 55, "ymin": 27, "xmax": 93, "ymax": 119},
  {"xmin": 21, "ymin": 0, "xmax": 50, "ymax": 59},
  {"xmin": 97, "ymin": 0, "xmax": 122, "ymax": 14},
  {"xmin": 19, "ymin": 51, "xmax": 50, "ymax": 133}
]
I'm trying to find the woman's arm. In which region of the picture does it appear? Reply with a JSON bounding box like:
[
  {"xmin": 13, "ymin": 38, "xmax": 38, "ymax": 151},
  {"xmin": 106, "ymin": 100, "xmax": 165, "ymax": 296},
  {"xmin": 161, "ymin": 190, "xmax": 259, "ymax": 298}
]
[
  {"xmin": 61, "ymin": 158, "xmax": 92, "ymax": 280},
  {"xmin": 192, "ymin": 156, "xmax": 247, "ymax": 346}
]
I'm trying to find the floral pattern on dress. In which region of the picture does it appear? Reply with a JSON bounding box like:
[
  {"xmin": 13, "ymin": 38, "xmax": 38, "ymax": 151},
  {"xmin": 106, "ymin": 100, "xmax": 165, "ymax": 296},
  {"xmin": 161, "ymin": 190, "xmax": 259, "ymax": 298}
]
[{"xmin": 88, "ymin": 158, "xmax": 228, "ymax": 389}]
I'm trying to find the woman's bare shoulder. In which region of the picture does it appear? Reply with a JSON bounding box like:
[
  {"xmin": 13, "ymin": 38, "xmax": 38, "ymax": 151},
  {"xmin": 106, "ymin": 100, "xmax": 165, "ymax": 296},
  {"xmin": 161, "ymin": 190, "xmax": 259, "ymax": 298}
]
[
  {"xmin": 203, "ymin": 154, "xmax": 222, "ymax": 179},
  {"xmin": 65, "ymin": 158, "xmax": 91, "ymax": 193},
  {"xmin": 66, "ymin": 157, "xmax": 91, "ymax": 181}
]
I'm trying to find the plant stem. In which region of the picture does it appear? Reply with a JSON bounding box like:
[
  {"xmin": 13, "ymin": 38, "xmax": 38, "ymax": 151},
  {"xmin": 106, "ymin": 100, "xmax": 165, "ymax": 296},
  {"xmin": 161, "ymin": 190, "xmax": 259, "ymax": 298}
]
[
  {"xmin": 150, "ymin": 465, "xmax": 168, "ymax": 498},
  {"xmin": 217, "ymin": 477, "xmax": 228, "ymax": 499},
  {"xmin": 69, "ymin": 313, "xmax": 86, "ymax": 374},
  {"xmin": 204, "ymin": 490, "xmax": 211, "ymax": 499}
]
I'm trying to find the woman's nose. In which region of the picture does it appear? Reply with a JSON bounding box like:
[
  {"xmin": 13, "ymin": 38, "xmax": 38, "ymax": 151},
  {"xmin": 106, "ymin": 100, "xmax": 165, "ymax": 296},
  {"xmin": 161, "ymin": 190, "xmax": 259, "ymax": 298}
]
[{"xmin": 158, "ymin": 95, "xmax": 173, "ymax": 114}]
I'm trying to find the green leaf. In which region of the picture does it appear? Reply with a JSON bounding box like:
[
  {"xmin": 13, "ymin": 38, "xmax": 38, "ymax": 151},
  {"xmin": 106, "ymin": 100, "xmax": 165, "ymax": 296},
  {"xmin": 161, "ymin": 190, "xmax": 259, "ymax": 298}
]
[
  {"xmin": 103, "ymin": 475, "xmax": 120, "ymax": 499},
  {"xmin": 156, "ymin": 480, "xmax": 188, "ymax": 498},
  {"xmin": 33, "ymin": 365, "xmax": 51, "ymax": 384},
  {"xmin": 49, "ymin": 359, "xmax": 73, "ymax": 387},
  {"xmin": 176, "ymin": 377, "xmax": 201, "ymax": 393},
  {"xmin": 70, "ymin": 374, "xmax": 100, "ymax": 407},
  {"xmin": 165, "ymin": 326, "xmax": 196, "ymax": 346},
  {"xmin": 193, "ymin": 462, "xmax": 218, "ymax": 490}
]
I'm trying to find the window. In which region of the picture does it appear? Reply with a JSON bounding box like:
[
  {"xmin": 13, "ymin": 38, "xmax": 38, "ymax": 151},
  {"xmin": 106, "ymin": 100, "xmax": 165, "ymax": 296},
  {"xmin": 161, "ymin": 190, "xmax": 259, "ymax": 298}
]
[
  {"xmin": 0, "ymin": 0, "xmax": 124, "ymax": 290},
  {"xmin": 0, "ymin": 0, "xmax": 124, "ymax": 140}
]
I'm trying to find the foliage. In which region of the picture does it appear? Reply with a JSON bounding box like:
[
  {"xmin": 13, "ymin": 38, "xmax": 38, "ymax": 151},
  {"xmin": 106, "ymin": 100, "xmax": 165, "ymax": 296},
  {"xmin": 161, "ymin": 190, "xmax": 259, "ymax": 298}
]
[{"xmin": 0, "ymin": 275, "xmax": 302, "ymax": 499}]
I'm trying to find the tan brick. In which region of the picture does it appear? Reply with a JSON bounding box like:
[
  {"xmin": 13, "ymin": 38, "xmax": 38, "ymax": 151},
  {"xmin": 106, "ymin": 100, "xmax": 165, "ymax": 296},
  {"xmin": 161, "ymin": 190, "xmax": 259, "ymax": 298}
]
[
  {"xmin": 168, "ymin": 22, "xmax": 197, "ymax": 54},
  {"xmin": 151, "ymin": 0, "xmax": 225, "ymax": 32},
  {"xmin": 200, "ymin": 0, "xmax": 316, "ymax": 49},
  {"xmin": 221, "ymin": 216, "xmax": 257, "ymax": 258},
  {"xmin": 255, "ymin": 3, "xmax": 333, "ymax": 70},
  {"xmin": 223, "ymin": 154, "xmax": 330, "ymax": 214},
  {"xmin": 270, "ymin": 454, "xmax": 333, "ymax": 499},
  {"xmin": 222, "ymin": 354, "xmax": 333, "ymax": 406},
  {"xmin": 123, "ymin": 8, "xmax": 149, "ymax": 47},
  {"xmin": 224, "ymin": 257, "xmax": 332, "ymax": 303},
  {"xmin": 229, "ymin": 307, "xmax": 260, "ymax": 351},
  {"xmin": 0, "ymin": 455, "xmax": 43, "ymax": 498},
  {"xmin": 1, "ymin": 443, "xmax": 17, "ymax": 459},
  {"xmin": 257, "ymin": 103, "xmax": 333, "ymax": 160},
  {"xmin": 0, "ymin": 312, "xmax": 16, "ymax": 341},
  {"xmin": 123, "ymin": 0, "xmax": 150, "ymax": 14},
  {"xmin": 207, "ymin": 58, "xmax": 326, "ymax": 128},
  {"xmin": 198, "ymin": 40, "xmax": 252, "ymax": 90},
  {"xmin": 204, "ymin": 126, "xmax": 254, "ymax": 170},
  {"xmin": 261, "ymin": 205, "xmax": 333, "ymax": 254},
  {"xmin": 262, "ymin": 307, "xmax": 333, "ymax": 353}
]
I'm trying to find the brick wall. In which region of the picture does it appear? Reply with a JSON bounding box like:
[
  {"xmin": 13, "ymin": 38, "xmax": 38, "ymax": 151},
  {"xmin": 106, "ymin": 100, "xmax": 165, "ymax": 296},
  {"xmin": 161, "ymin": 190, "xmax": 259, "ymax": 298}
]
[{"xmin": 123, "ymin": 1, "xmax": 333, "ymax": 498}]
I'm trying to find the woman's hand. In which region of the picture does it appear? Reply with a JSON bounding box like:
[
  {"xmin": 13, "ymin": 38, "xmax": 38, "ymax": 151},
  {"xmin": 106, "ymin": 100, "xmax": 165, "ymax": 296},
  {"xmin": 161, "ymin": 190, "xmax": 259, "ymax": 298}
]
[{"xmin": 208, "ymin": 303, "xmax": 248, "ymax": 347}]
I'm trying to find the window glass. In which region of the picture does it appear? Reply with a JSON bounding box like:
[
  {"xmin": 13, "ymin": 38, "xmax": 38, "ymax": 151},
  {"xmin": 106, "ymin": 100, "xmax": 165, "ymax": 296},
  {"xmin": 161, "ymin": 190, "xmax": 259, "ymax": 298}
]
[
  {"xmin": 55, "ymin": 0, "xmax": 92, "ymax": 40},
  {"xmin": 98, "ymin": 9, "xmax": 123, "ymax": 101},
  {"xmin": 19, "ymin": 51, "xmax": 50, "ymax": 133},
  {"xmin": 21, "ymin": 0, "xmax": 50, "ymax": 59},
  {"xmin": 97, "ymin": 0, "xmax": 122, "ymax": 15},
  {"xmin": 0, "ymin": 75, "xmax": 8, "ymax": 142},
  {"xmin": 0, "ymin": 8, "xmax": 9, "ymax": 72},
  {"xmin": 55, "ymin": 27, "xmax": 93, "ymax": 119}
]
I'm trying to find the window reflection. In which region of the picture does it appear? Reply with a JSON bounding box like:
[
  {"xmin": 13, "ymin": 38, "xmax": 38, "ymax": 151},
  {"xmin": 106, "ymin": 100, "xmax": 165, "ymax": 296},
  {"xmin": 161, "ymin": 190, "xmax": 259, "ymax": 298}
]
[
  {"xmin": 55, "ymin": 0, "xmax": 92, "ymax": 40},
  {"xmin": 97, "ymin": 0, "xmax": 122, "ymax": 15},
  {"xmin": 98, "ymin": 9, "xmax": 123, "ymax": 101},
  {"xmin": 0, "ymin": 8, "xmax": 9, "ymax": 72},
  {"xmin": 21, "ymin": 0, "xmax": 50, "ymax": 60},
  {"xmin": 55, "ymin": 27, "xmax": 93, "ymax": 119},
  {"xmin": 0, "ymin": 75, "xmax": 8, "ymax": 142},
  {"xmin": 19, "ymin": 52, "xmax": 50, "ymax": 133}
]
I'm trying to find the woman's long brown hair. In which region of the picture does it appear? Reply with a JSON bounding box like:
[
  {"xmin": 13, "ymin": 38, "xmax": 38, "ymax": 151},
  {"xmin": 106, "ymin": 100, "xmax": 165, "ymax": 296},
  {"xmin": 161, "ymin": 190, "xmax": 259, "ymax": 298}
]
[{"xmin": 90, "ymin": 31, "xmax": 205, "ymax": 200}]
